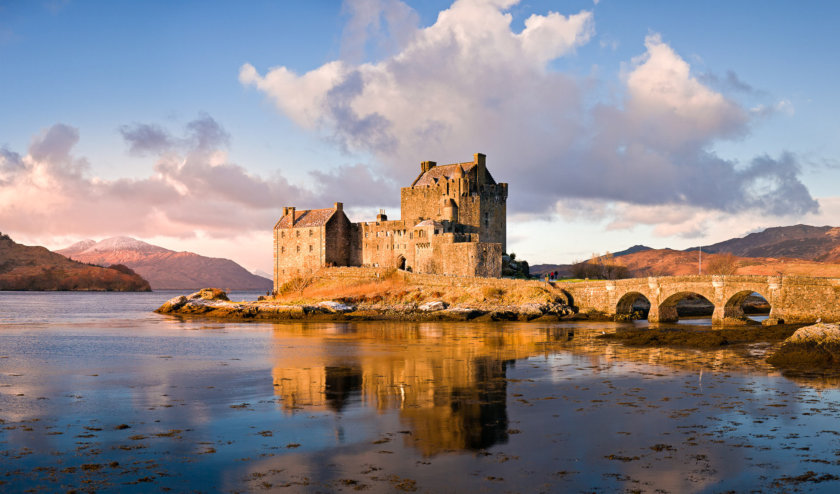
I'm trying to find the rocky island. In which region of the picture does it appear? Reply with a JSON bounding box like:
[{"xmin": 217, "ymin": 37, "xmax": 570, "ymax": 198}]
[{"xmin": 156, "ymin": 268, "xmax": 574, "ymax": 322}]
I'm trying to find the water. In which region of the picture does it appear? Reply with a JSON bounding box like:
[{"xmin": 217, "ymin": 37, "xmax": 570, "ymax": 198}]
[{"xmin": 2, "ymin": 292, "xmax": 840, "ymax": 492}]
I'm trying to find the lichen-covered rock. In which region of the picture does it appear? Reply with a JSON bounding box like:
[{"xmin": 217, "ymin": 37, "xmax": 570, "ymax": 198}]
[
  {"xmin": 156, "ymin": 295, "xmax": 187, "ymax": 313},
  {"xmin": 419, "ymin": 301, "xmax": 448, "ymax": 312},
  {"xmin": 767, "ymin": 323, "xmax": 840, "ymax": 369},
  {"xmin": 315, "ymin": 301, "xmax": 355, "ymax": 313},
  {"xmin": 787, "ymin": 323, "xmax": 840, "ymax": 343},
  {"xmin": 188, "ymin": 288, "xmax": 229, "ymax": 301}
]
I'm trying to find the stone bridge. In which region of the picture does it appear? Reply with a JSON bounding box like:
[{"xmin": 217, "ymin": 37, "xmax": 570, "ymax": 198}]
[{"xmin": 557, "ymin": 275, "xmax": 840, "ymax": 326}]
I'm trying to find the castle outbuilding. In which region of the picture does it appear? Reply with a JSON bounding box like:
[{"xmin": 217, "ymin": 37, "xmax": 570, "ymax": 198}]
[{"xmin": 273, "ymin": 153, "xmax": 507, "ymax": 290}]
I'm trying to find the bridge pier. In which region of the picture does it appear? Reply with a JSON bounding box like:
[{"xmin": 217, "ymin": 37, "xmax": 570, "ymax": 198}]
[
  {"xmin": 648, "ymin": 305, "xmax": 678, "ymax": 324},
  {"xmin": 711, "ymin": 305, "xmax": 752, "ymax": 327}
]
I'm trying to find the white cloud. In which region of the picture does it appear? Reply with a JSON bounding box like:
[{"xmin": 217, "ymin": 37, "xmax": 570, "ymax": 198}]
[{"xmin": 240, "ymin": 0, "xmax": 816, "ymax": 221}]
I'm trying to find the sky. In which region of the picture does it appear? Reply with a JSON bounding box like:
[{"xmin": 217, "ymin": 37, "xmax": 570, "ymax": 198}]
[{"xmin": 1, "ymin": 0, "xmax": 839, "ymax": 274}]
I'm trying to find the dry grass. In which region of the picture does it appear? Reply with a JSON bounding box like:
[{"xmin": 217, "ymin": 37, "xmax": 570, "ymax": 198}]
[{"xmin": 269, "ymin": 271, "xmax": 565, "ymax": 309}]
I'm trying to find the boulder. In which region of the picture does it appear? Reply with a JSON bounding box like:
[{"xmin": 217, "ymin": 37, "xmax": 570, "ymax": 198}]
[
  {"xmin": 156, "ymin": 295, "xmax": 187, "ymax": 313},
  {"xmin": 786, "ymin": 323, "xmax": 840, "ymax": 344},
  {"xmin": 189, "ymin": 288, "xmax": 229, "ymax": 301},
  {"xmin": 419, "ymin": 301, "xmax": 448, "ymax": 312},
  {"xmin": 315, "ymin": 300, "xmax": 356, "ymax": 313}
]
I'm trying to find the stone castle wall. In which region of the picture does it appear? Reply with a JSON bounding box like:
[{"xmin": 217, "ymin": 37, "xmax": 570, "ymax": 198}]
[
  {"xmin": 274, "ymin": 224, "xmax": 327, "ymax": 285},
  {"xmin": 274, "ymin": 153, "xmax": 507, "ymax": 286}
]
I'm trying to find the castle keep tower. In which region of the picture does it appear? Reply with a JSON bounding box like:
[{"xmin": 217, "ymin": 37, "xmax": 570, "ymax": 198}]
[
  {"xmin": 274, "ymin": 153, "xmax": 507, "ymax": 290},
  {"xmin": 400, "ymin": 153, "xmax": 507, "ymax": 252}
]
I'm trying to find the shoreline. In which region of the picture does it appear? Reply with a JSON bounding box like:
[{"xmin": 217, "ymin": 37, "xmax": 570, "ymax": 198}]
[{"xmin": 154, "ymin": 288, "xmax": 578, "ymax": 323}]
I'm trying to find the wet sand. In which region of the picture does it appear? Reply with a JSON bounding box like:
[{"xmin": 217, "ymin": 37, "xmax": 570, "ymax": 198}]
[{"xmin": 2, "ymin": 292, "xmax": 840, "ymax": 492}]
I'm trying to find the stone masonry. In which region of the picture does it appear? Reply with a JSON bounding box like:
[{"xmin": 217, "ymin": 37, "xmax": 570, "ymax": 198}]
[{"xmin": 274, "ymin": 153, "xmax": 507, "ymax": 290}]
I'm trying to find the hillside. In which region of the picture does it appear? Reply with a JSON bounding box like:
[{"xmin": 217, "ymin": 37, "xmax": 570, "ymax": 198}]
[
  {"xmin": 0, "ymin": 233, "xmax": 151, "ymax": 291},
  {"xmin": 695, "ymin": 224, "xmax": 840, "ymax": 261},
  {"xmin": 58, "ymin": 237, "xmax": 273, "ymax": 291},
  {"xmin": 607, "ymin": 248, "xmax": 840, "ymax": 278},
  {"xmin": 531, "ymin": 245, "xmax": 652, "ymax": 277}
]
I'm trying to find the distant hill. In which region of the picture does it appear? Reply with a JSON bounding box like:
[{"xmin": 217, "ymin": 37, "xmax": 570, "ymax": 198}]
[
  {"xmin": 598, "ymin": 247, "xmax": 840, "ymax": 278},
  {"xmin": 58, "ymin": 237, "xmax": 273, "ymax": 291},
  {"xmin": 531, "ymin": 245, "xmax": 652, "ymax": 277},
  {"xmin": 692, "ymin": 224, "xmax": 840, "ymax": 262},
  {"xmin": 0, "ymin": 233, "xmax": 150, "ymax": 291},
  {"xmin": 612, "ymin": 244, "xmax": 653, "ymax": 257}
]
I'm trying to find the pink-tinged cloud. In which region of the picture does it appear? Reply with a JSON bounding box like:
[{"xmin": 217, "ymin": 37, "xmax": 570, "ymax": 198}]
[{"xmin": 0, "ymin": 116, "xmax": 392, "ymax": 240}]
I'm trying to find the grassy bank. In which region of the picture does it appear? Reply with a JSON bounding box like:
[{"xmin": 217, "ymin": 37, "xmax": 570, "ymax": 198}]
[{"xmin": 271, "ymin": 269, "xmax": 567, "ymax": 311}]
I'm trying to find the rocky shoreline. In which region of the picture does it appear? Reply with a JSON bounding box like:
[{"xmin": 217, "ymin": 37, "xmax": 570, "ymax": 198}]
[{"xmin": 155, "ymin": 288, "xmax": 577, "ymax": 322}]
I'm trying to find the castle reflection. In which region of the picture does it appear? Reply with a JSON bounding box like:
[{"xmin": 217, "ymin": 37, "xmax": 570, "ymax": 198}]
[
  {"xmin": 269, "ymin": 323, "xmax": 574, "ymax": 455},
  {"xmin": 268, "ymin": 320, "xmax": 840, "ymax": 456}
]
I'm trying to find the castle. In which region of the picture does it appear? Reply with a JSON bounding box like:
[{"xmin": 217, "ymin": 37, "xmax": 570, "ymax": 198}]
[{"xmin": 273, "ymin": 153, "xmax": 507, "ymax": 290}]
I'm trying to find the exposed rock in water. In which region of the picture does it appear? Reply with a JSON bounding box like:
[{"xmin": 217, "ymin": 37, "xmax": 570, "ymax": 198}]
[{"xmin": 767, "ymin": 323, "xmax": 840, "ymax": 369}]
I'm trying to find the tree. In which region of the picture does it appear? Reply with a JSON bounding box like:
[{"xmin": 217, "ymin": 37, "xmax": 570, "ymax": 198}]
[{"xmin": 706, "ymin": 253, "xmax": 738, "ymax": 275}]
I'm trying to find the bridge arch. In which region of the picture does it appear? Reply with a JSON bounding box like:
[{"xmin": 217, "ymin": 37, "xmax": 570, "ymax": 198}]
[
  {"xmin": 717, "ymin": 290, "xmax": 770, "ymax": 325},
  {"xmin": 651, "ymin": 291, "xmax": 714, "ymax": 324},
  {"xmin": 615, "ymin": 291, "xmax": 651, "ymax": 320}
]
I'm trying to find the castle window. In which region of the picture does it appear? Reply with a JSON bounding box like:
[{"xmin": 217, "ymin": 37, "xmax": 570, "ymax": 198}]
[
  {"xmin": 296, "ymin": 230, "xmax": 300, "ymax": 238},
  {"xmin": 309, "ymin": 245, "xmax": 313, "ymax": 252},
  {"xmin": 281, "ymin": 246, "xmax": 285, "ymax": 253},
  {"xmin": 296, "ymin": 245, "xmax": 300, "ymax": 253},
  {"xmin": 309, "ymin": 229, "xmax": 313, "ymax": 237},
  {"xmin": 281, "ymin": 231, "xmax": 285, "ymax": 238}
]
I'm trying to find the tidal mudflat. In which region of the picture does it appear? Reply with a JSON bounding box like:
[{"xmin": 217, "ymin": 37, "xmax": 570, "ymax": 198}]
[{"xmin": 2, "ymin": 293, "xmax": 840, "ymax": 492}]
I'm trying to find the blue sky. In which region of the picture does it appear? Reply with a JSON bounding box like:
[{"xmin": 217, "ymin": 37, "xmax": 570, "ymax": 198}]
[{"xmin": 1, "ymin": 0, "xmax": 839, "ymax": 273}]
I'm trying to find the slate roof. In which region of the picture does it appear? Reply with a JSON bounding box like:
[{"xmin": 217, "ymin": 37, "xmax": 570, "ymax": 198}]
[
  {"xmin": 412, "ymin": 162, "xmax": 496, "ymax": 187},
  {"xmin": 274, "ymin": 208, "xmax": 336, "ymax": 229},
  {"xmin": 412, "ymin": 163, "xmax": 474, "ymax": 187}
]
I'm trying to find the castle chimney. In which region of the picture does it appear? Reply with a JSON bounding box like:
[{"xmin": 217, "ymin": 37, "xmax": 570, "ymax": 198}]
[
  {"xmin": 288, "ymin": 207, "xmax": 296, "ymax": 225},
  {"xmin": 421, "ymin": 160, "xmax": 437, "ymax": 173},
  {"xmin": 376, "ymin": 208, "xmax": 388, "ymax": 222},
  {"xmin": 334, "ymin": 202, "xmax": 343, "ymax": 212},
  {"xmin": 474, "ymin": 153, "xmax": 486, "ymax": 185}
]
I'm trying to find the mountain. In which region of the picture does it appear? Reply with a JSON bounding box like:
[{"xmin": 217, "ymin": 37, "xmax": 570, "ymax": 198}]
[
  {"xmin": 0, "ymin": 233, "xmax": 150, "ymax": 291},
  {"xmin": 530, "ymin": 245, "xmax": 653, "ymax": 277},
  {"xmin": 693, "ymin": 224, "xmax": 840, "ymax": 261},
  {"xmin": 58, "ymin": 236, "xmax": 273, "ymax": 291},
  {"xmin": 612, "ymin": 244, "xmax": 653, "ymax": 257}
]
